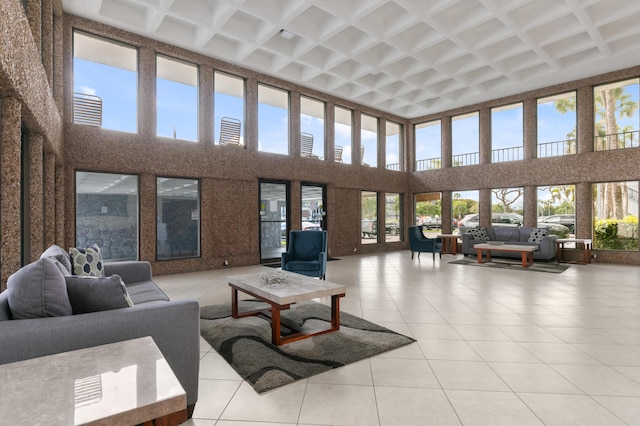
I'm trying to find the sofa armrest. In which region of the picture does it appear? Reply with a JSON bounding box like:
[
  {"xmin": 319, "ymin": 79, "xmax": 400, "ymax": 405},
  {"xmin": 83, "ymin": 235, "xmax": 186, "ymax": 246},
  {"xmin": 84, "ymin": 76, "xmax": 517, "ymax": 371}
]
[
  {"xmin": 538, "ymin": 234, "xmax": 558, "ymax": 258},
  {"xmin": 461, "ymin": 233, "xmax": 474, "ymax": 253},
  {"xmin": 0, "ymin": 300, "xmax": 200, "ymax": 407},
  {"xmin": 103, "ymin": 261, "xmax": 152, "ymax": 284}
]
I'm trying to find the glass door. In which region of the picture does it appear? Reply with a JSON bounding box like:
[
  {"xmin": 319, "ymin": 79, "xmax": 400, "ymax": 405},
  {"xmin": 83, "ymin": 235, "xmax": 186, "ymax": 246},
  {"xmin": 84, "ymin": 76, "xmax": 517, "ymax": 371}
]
[
  {"xmin": 301, "ymin": 184, "xmax": 326, "ymax": 231},
  {"xmin": 259, "ymin": 181, "xmax": 288, "ymax": 262}
]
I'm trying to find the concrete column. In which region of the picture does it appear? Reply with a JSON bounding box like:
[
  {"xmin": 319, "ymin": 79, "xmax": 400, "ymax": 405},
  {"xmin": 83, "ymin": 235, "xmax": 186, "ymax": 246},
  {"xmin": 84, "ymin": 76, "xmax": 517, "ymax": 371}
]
[
  {"xmin": 523, "ymin": 98, "xmax": 537, "ymax": 160},
  {"xmin": 325, "ymin": 102, "xmax": 335, "ymax": 162},
  {"xmin": 524, "ymin": 185, "xmax": 537, "ymax": 227},
  {"xmin": 378, "ymin": 117, "xmax": 386, "ymax": 169},
  {"xmin": 139, "ymin": 173, "xmax": 155, "ymax": 262},
  {"xmin": 289, "ymin": 91, "xmax": 301, "ymax": 157},
  {"xmin": 245, "ymin": 77, "xmax": 258, "ymax": 151},
  {"xmin": 41, "ymin": 0, "xmax": 54, "ymax": 85},
  {"xmin": 576, "ymin": 86, "xmax": 594, "ymax": 154},
  {"xmin": 26, "ymin": 0, "xmax": 42, "ymax": 53},
  {"xmin": 58, "ymin": 164, "xmax": 69, "ymax": 249},
  {"xmin": 138, "ymin": 47, "xmax": 156, "ymax": 137},
  {"xmin": 30, "ymin": 133, "xmax": 45, "ymax": 262},
  {"xmin": 441, "ymin": 191, "xmax": 452, "ymax": 234},
  {"xmin": 199, "ymin": 65, "xmax": 213, "ymax": 145},
  {"xmin": 575, "ymin": 182, "xmax": 592, "ymax": 239},
  {"xmin": 52, "ymin": 0, "xmax": 63, "ymax": 111},
  {"xmin": 1, "ymin": 97, "xmax": 22, "ymax": 291},
  {"xmin": 352, "ymin": 111, "xmax": 361, "ymax": 165},
  {"xmin": 479, "ymin": 188, "xmax": 492, "ymax": 228},
  {"xmin": 479, "ymin": 108, "xmax": 491, "ymax": 164},
  {"xmin": 44, "ymin": 152, "xmax": 56, "ymax": 246},
  {"xmin": 441, "ymin": 116, "xmax": 452, "ymax": 169}
]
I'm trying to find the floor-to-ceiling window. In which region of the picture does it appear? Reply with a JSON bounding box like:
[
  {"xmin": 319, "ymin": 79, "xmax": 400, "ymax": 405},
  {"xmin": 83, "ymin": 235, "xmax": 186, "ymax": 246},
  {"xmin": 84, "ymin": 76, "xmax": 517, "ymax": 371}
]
[
  {"xmin": 301, "ymin": 184, "xmax": 325, "ymax": 230},
  {"xmin": 593, "ymin": 181, "xmax": 639, "ymax": 251},
  {"xmin": 452, "ymin": 112, "xmax": 479, "ymax": 167},
  {"xmin": 361, "ymin": 191, "xmax": 378, "ymax": 244},
  {"xmin": 537, "ymin": 185, "xmax": 575, "ymax": 236},
  {"xmin": 260, "ymin": 181, "xmax": 288, "ymax": 261},
  {"xmin": 385, "ymin": 193, "xmax": 402, "ymax": 242},
  {"xmin": 537, "ymin": 92, "xmax": 577, "ymax": 157},
  {"xmin": 335, "ymin": 106, "xmax": 353, "ymax": 164},
  {"xmin": 156, "ymin": 55, "xmax": 198, "ymax": 141},
  {"xmin": 594, "ymin": 78, "xmax": 639, "ymax": 151},
  {"xmin": 75, "ymin": 172, "xmax": 138, "ymax": 261},
  {"xmin": 491, "ymin": 103, "xmax": 523, "ymax": 162},
  {"xmin": 300, "ymin": 97, "xmax": 325, "ymax": 159},
  {"xmin": 157, "ymin": 177, "xmax": 200, "ymax": 260},
  {"xmin": 214, "ymin": 71, "xmax": 245, "ymax": 146},
  {"xmin": 258, "ymin": 85, "xmax": 289, "ymax": 155},
  {"xmin": 415, "ymin": 120, "xmax": 441, "ymax": 171},
  {"xmin": 361, "ymin": 114, "xmax": 377, "ymax": 167},
  {"xmin": 73, "ymin": 31, "xmax": 137, "ymax": 132},
  {"xmin": 385, "ymin": 121, "xmax": 403, "ymax": 171},
  {"xmin": 454, "ymin": 190, "xmax": 479, "ymax": 233}
]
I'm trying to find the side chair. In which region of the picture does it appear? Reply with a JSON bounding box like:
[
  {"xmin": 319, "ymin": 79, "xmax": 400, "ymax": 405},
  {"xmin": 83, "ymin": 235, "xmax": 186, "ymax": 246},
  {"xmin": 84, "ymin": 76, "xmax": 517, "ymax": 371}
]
[
  {"xmin": 282, "ymin": 230, "xmax": 328, "ymax": 279},
  {"xmin": 408, "ymin": 225, "xmax": 442, "ymax": 260}
]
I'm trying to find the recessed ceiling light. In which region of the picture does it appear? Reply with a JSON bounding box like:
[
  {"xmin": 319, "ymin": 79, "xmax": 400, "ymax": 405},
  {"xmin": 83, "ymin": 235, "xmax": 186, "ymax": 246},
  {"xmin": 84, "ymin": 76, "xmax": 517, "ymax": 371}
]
[{"xmin": 279, "ymin": 29, "xmax": 294, "ymax": 40}]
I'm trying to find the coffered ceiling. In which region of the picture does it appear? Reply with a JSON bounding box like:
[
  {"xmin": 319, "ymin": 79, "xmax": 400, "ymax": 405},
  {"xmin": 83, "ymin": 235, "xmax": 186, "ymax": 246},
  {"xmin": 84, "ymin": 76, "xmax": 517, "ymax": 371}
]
[{"xmin": 62, "ymin": 0, "xmax": 640, "ymax": 118}]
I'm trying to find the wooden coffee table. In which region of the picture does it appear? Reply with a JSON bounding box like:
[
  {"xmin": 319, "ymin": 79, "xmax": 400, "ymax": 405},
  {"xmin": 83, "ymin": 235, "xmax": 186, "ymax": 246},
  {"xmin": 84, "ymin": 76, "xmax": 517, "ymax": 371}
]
[
  {"xmin": 474, "ymin": 243, "xmax": 538, "ymax": 268},
  {"xmin": 229, "ymin": 270, "xmax": 346, "ymax": 345}
]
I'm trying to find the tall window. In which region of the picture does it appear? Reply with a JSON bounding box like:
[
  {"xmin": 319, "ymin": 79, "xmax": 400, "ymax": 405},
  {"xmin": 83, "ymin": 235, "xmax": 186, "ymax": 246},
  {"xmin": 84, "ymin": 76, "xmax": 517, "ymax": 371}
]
[
  {"xmin": 156, "ymin": 55, "xmax": 198, "ymax": 142},
  {"xmin": 300, "ymin": 96, "xmax": 325, "ymax": 159},
  {"xmin": 491, "ymin": 103, "xmax": 523, "ymax": 162},
  {"xmin": 594, "ymin": 78, "xmax": 639, "ymax": 151},
  {"xmin": 452, "ymin": 112, "xmax": 479, "ymax": 166},
  {"xmin": 361, "ymin": 114, "xmax": 378, "ymax": 167},
  {"xmin": 537, "ymin": 92, "xmax": 577, "ymax": 157},
  {"xmin": 361, "ymin": 191, "xmax": 378, "ymax": 244},
  {"xmin": 258, "ymin": 84, "xmax": 289, "ymax": 155},
  {"xmin": 385, "ymin": 193, "xmax": 402, "ymax": 241},
  {"xmin": 492, "ymin": 187, "xmax": 524, "ymax": 215},
  {"xmin": 214, "ymin": 72, "xmax": 245, "ymax": 146},
  {"xmin": 73, "ymin": 31, "xmax": 137, "ymax": 132},
  {"xmin": 157, "ymin": 178, "xmax": 200, "ymax": 260},
  {"xmin": 386, "ymin": 121, "xmax": 403, "ymax": 171},
  {"xmin": 453, "ymin": 190, "xmax": 479, "ymax": 233},
  {"xmin": 415, "ymin": 120, "xmax": 441, "ymax": 171},
  {"xmin": 75, "ymin": 172, "xmax": 138, "ymax": 261},
  {"xmin": 537, "ymin": 185, "xmax": 575, "ymax": 236},
  {"xmin": 593, "ymin": 181, "xmax": 638, "ymax": 251},
  {"xmin": 415, "ymin": 192, "xmax": 442, "ymax": 235},
  {"xmin": 335, "ymin": 106, "xmax": 353, "ymax": 164}
]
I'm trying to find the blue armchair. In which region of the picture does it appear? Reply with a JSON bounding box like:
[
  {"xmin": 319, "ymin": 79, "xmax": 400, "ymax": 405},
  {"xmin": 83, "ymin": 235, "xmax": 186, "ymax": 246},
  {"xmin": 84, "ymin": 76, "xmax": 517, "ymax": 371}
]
[
  {"xmin": 282, "ymin": 230, "xmax": 328, "ymax": 279},
  {"xmin": 408, "ymin": 226, "xmax": 442, "ymax": 260}
]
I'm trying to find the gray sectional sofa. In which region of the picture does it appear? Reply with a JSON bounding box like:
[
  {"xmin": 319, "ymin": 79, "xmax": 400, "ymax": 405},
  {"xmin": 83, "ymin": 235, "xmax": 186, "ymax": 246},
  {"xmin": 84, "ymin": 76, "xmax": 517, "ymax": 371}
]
[
  {"xmin": 0, "ymin": 247, "xmax": 200, "ymax": 416},
  {"xmin": 461, "ymin": 226, "xmax": 558, "ymax": 260}
]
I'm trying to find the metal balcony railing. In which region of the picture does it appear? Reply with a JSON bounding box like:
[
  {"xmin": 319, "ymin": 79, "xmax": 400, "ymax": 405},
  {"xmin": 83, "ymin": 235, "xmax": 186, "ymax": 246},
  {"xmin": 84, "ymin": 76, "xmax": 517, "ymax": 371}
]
[
  {"xmin": 492, "ymin": 146, "xmax": 523, "ymax": 162},
  {"xmin": 594, "ymin": 130, "xmax": 639, "ymax": 151},
  {"xmin": 73, "ymin": 92, "xmax": 103, "ymax": 127},
  {"xmin": 415, "ymin": 157, "xmax": 441, "ymax": 171},
  {"xmin": 538, "ymin": 139, "xmax": 576, "ymax": 157},
  {"xmin": 452, "ymin": 152, "xmax": 479, "ymax": 167}
]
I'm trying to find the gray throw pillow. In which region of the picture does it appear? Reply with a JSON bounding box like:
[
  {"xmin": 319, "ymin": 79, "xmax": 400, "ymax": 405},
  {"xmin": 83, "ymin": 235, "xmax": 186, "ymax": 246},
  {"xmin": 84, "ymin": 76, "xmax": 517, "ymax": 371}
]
[
  {"xmin": 65, "ymin": 274, "xmax": 134, "ymax": 314},
  {"xmin": 40, "ymin": 244, "xmax": 72, "ymax": 275},
  {"xmin": 7, "ymin": 258, "xmax": 73, "ymax": 319},
  {"xmin": 468, "ymin": 227, "xmax": 490, "ymax": 241},
  {"xmin": 69, "ymin": 244, "xmax": 105, "ymax": 277},
  {"xmin": 528, "ymin": 228, "xmax": 548, "ymax": 243}
]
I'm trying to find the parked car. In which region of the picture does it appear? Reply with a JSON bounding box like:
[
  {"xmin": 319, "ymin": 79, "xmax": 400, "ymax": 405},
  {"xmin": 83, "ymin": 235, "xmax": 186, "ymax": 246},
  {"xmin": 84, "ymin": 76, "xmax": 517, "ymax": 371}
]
[
  {"xmin": 420, "ymin": 217, "xmax": 459, "ymax": 230},
  {"xmin": 538, "ymin": 214, "xmax": 575, "ymax": 233},
  {"xmin": 302, "ymin": 221, "xmax": 322, "ymax": 231},
  {"xmin": 458, "ymin": 212, "xmax": 569, "ymax": 236},
  {"xmin": 361, "ymin": 219, "xmax": 377, "ymax": 238}
]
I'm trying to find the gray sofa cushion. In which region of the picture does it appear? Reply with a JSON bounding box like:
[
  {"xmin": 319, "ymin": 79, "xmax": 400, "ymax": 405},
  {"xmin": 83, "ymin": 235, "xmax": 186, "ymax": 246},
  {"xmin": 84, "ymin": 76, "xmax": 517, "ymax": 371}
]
[
  {"xmin": 40, "ymin": 245, "xmax": 72, "ymax": 275},
  {"xmin": 65, "ymin": 275, "xmax": 134, "ymax": 314},
  {"xmin": 126, "ymin": 281, "xmax": 170, "ymax": 304},
  {"xmin": 7, "ymin": 258, "xmax": 73, "ymax": 319},
  {"xmin": 492, "ymin": 227, "xmax": 522, "ymax": 242}
]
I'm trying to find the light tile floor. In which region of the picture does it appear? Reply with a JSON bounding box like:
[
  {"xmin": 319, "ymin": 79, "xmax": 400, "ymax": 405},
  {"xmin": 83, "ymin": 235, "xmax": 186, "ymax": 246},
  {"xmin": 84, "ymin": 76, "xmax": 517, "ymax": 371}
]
[{"xmin": 154, "ymin": 251, "xmax": 640, "ymax": 425}]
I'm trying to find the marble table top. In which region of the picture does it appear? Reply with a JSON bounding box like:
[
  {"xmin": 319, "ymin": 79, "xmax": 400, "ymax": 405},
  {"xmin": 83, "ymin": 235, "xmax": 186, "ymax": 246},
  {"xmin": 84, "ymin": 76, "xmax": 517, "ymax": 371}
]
[
  {"xmin": 229, "ymin": 270, "xmax": 346, "ymax": 305},
  {"xmin": 0, "ymin": 336, "xmax": 186, "ymax": 425}
]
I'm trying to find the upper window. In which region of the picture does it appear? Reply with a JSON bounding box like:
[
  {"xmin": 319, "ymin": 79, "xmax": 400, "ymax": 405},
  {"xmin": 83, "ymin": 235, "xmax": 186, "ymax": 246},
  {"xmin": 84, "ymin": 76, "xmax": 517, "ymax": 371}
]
[
  {"xmin": 361, "ymin": 114, "xmax": 378, "ymax": 167},
  {"xmin": 300, "ymin": 96, "xmax": 325, "ymax": 159},
  {"xmin": 157, "ymin": 177, "xmax": 200, "ymax": 260},
  {"xmin": 452, "ymin": 112, "xmax": 479, "ymax": 167},
  {"xmin": 491, "ymin": 103, "xmax": 523, "ymax": 162},
  {"xmin": 75, "ymin": 171, "xmax": 138, "ymax": 261},
  {"xmin": 335, "ymin": 106, "xmax": 353, "ymax": 164},
  {"xmin": 386, "ymin": 121, "xmax": 403, "ymax": 171},
  {"xmin": 258, "ymin": 84, "xmax": 289, "ymax": 155},
  {"xmin": 594, "ymin": 78, "xmax": 639, "ymax": 151},
  {"xmin": 73, "ymin": 31, "xmax": 137, "ymax": 132},
  {"xmin": 156, "ymin": 55, "xmax": 198, "ymax": 142},
  {"xmin": 214, "ymin": 72, "xmax": 245, "ymax": 146},
  {"xmin": 415, "ymin": 120, "xmax": 441, "ymax": 171},
  {"xmin": 537, "ymin": 92, "xmax": 577, "ymax": 157}
]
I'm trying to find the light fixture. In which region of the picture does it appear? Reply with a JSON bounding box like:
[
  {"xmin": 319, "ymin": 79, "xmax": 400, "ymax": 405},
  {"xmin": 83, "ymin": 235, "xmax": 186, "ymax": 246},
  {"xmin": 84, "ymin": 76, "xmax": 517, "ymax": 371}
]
[{"xmin": 279, "ymin": 29, "xmax": 294, "ymax": 40}]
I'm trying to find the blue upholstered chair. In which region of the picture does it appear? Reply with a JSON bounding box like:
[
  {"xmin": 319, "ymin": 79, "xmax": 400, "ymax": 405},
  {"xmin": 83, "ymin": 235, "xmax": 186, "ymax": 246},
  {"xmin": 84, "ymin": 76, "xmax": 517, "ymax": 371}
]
[
  {"xmin": 408, "ymin": 226, "xmax": 442, "ymax": 260},
  {"xmin": 282, "ymin": 230, "xmax": 328, "ymax": 279}
]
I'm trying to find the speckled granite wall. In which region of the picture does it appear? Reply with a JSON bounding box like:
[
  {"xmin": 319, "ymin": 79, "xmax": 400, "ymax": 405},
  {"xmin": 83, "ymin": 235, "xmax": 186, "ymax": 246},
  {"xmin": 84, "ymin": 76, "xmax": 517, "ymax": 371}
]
[
  {"xmin": 44, "ymin": 153, "xmax": 56, "ymax": 247},
  {"xmin": 29, "ymin": 133, "xmax": 44, "ymax": 262},
  {"xmin": 1, "ymin": 97, "xmax": 22, "ymax": 291}
]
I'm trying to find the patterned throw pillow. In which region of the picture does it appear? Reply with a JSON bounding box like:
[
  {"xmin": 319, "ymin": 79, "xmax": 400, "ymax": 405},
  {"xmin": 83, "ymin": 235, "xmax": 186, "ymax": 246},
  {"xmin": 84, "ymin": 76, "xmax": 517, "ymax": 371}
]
[
  {"xmin": 528, "ymin": 228, "xmax": 548, "ymax": 243},
  {"xmin": 468, "ymin": 227, "xmax": 490, "ymax": 241},
  {"xmin": 69, "ymin": 244, "xmax": 105, "ymax": 277}
]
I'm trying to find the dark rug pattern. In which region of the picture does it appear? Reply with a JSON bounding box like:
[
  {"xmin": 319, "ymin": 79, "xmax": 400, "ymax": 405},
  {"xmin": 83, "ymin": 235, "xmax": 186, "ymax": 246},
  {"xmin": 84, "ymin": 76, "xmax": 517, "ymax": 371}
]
[
  {"xmin": 200, "ymin": 300, "xmax": 415, "ymax": 393},
  {"xmin": 449, "ymin": 258, "xmax": 570, "ymax": 273}
]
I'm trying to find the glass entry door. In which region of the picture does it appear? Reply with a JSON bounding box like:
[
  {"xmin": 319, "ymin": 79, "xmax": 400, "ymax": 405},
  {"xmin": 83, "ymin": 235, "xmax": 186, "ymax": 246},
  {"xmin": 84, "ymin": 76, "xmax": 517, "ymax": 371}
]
[{"xmin": 259, "ymin": 181, "xmax": 288, "ymax": 262}]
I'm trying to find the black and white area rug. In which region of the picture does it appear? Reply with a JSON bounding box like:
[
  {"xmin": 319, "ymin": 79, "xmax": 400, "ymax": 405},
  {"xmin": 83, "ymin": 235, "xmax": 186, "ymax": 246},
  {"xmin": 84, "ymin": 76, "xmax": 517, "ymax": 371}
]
[{"xmin": 200, "ymin": 300, "xmax": 415, "ymax": 393}]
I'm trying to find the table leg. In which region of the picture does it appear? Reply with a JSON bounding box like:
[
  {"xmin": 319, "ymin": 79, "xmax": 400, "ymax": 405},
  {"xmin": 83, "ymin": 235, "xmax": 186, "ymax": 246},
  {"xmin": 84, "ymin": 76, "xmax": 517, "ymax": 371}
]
[
  {"xmin": 271, "ymin": 304, "xmax": 281, "ymax": 345},
  {"xmin": 331, "ymin": 295, "xmax": 340, "ymax": 330},
  {"xmin": 231, "ymin": 287, "xmax": 239, "ymax": 318},
  {"xmin": 521, "ymin": 251, "xmax": 533, "ymax": 268}
]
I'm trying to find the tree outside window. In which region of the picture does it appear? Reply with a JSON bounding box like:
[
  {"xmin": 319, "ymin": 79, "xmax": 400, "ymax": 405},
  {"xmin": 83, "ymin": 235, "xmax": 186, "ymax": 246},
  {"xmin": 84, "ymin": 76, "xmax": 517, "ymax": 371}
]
[
  {"xmin": 361, "ymin": 191, "xmax": 378, "ymax": 244},
  {"xmin": 593, "ymin": 78, "xmax": 639, "ymax": 151},
  {"xmin": 593, "ymin": 181, "xmax": 639, "ymax": 251}
]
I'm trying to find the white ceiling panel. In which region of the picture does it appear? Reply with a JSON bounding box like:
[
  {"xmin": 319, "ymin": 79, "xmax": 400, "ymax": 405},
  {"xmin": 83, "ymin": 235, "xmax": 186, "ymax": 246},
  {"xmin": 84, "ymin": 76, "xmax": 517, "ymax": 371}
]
[{"xmin": 62, "ymin": 0, "xmax": 640, "ymax": 118}]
